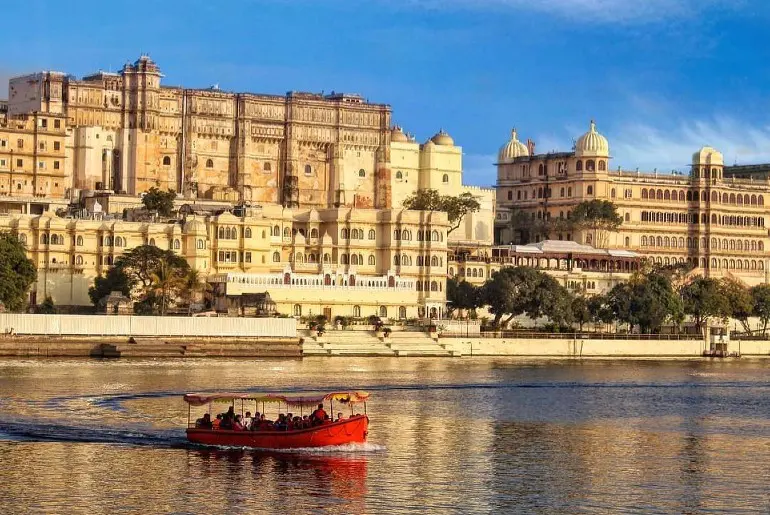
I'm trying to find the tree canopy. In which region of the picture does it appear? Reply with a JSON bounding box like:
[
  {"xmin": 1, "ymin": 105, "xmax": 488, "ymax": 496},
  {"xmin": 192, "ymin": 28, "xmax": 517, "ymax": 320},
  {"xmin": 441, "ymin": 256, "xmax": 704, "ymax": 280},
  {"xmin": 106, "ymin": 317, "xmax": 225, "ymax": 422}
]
[
  {"xmin": 570, "ymin": 200, "xmax": 623, "ymax": 248},
  {"xmin": 482, "ymin": 266, "xmax": 572, "ymax": 327},
  {"xmin": 679, "ymin": 277, "xmax": 731, "ymax": 333},
  {"xmin": 751, "ymin": 284, "xmax": 770, "ymax": 335},
  {"xmin": 446, "ymin": 278, "xmax": 482, "ymax": 317},
  {"xmin": 0, "ymin": 233, "xmax": 37, "ymax": 312},
  {"xmin": 403, "ymin": 189, "xmax": 480, "ymax": 234},
  {"xmin": 605, "ymin": 272, "xmax": 682, "ymax": 333},
  {"xmin": 142, "ymin": 187, "xmax": 177, "ymax": 217},
  {"xmin": 89, "ymin": 245, "xmax": 192, "ymax": 315}
]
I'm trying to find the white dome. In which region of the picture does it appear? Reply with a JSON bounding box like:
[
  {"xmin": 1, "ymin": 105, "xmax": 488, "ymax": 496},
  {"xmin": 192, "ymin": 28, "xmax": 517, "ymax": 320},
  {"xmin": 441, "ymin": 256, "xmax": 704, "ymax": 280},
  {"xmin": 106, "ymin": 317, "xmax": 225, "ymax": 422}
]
[
  {"xmin": 575, "ymin": 120, "xmax": 609, "ymax": 157},
  {"xmin": 692, "ymin": 146, "xmax": 723, "ymax": 166},
  {"xmin": 498, "ymin": 128, "xmax": 529, "ymax": 163}
]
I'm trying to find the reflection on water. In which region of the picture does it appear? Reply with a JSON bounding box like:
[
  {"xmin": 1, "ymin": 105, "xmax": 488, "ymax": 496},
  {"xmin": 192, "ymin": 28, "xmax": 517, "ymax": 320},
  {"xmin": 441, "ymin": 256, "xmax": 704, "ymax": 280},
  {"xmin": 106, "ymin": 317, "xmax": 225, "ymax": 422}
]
[{"xmin": 0, "ymin": 358, "xmax": 769, "ymax": 513}]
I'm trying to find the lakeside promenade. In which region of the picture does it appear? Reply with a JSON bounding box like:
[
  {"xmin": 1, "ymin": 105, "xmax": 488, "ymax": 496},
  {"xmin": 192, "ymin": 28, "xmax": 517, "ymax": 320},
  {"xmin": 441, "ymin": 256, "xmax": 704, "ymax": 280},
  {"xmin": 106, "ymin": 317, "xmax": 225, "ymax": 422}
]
[{"xmin": 1, "ymin": 314, "xmax": 769, "ymax": 358}]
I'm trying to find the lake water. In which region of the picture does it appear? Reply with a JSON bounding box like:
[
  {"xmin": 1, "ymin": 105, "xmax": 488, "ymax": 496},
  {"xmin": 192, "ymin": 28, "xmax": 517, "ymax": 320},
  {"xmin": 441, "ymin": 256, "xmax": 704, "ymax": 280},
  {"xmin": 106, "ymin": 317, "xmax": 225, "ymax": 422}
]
[{"xmin": 0, "ymin": 357, "xmax": 768, "ymax": 514}]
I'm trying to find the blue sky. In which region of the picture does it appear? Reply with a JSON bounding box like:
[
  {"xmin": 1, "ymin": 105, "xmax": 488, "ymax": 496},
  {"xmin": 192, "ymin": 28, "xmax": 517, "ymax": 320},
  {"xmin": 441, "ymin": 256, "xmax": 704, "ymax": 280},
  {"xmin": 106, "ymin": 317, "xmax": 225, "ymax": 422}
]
[{"xmin": 3, "ymin": 0, "xmax": 770, "ymax": 185}]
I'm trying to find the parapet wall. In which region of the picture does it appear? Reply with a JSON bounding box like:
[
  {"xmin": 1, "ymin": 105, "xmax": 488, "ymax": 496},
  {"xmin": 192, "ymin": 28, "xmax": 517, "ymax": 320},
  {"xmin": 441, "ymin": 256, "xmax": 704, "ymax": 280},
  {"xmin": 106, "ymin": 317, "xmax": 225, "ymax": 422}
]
[{"xmin": 0, "ymin": 314, "xmax": 297, "ymax": 338}]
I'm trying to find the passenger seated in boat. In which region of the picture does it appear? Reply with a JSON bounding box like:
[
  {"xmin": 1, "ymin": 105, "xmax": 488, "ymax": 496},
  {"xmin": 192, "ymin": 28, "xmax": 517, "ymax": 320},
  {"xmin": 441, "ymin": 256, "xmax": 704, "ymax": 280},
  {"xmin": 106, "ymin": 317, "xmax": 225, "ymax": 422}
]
[
  {"xmin": 232, "ymin": 415, "xmax": 245, "ymax": 431},
  {"xmin": 275, "ymin": 414, "xmax": 288, "ymax": 431},
  {"xmin": 311, "ymin": 404, "xmax": 327, "ymax": 426},
  {"xmin": 286, "ymin": 413, "xmax": 295, "ymax": 431},
  {"xmin": 249, "ymin": 412, "xmax": 261, "ymax": 431},
  {"xmin": 336, "ymin": 412, "xmax": 346, "ymax": 422},
  {"xmin": 322, "ymin": 414, "xmax": 332, "ymax": 425},
  {"xmin": 220, "ymin": 413, "xmax": 233, "ymax": 430},
  {"xmin": 243, "ymin": 411, "xmax": 252, "ymax": 429},
  {"xmin": 212, "ymin": 414, "xmax": 222, "ymax": 430},
  {"xmin": 196, "ymin": 413, "xmax": 213, "ymax": 429},
  {"xmin": 302, "ymin": 415, "xmax": 311, "ymax": 428}
]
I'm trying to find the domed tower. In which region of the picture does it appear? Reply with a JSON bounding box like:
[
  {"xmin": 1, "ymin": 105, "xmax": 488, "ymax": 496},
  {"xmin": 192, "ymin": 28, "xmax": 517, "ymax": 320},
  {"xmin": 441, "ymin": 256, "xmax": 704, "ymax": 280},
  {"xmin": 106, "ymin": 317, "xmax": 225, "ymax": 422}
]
[
  {"xmin": 183, "ymin": 217, "xmax": 210, "ymax": 272},
  {"xmin": 420, "ymin": 129, "xmax": 462, "ymax": 190},
  {"xmin": 498, "ymin": 128, "xmax": 529, "ymax": 163},
  {"xmin": 691, "ymin": 146, "xmax": 724, "ymax": 182},
  {"xmin": 574, "ymin": 120, "xmax": 610, "ymax": 174}
]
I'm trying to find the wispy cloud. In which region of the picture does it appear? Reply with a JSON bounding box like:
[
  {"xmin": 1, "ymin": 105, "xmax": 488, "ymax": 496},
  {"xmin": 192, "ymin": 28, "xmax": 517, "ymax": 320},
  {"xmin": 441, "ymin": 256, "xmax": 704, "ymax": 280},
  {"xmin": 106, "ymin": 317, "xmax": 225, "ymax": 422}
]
[
  {"xmin": 610, "ymin": 117, "xmax": 770, "ymax": 172},
  {"xmin": 392, "ymin": 0, "xmax": 738, "ymax": 22}
]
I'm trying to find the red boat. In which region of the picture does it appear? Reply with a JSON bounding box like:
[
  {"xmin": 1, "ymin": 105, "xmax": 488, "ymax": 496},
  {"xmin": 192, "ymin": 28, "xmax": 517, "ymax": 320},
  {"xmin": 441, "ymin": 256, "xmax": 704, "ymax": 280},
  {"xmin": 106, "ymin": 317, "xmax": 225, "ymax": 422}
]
[{"xmin": 184, "ymin": 391, "xmax": 370, "ymax": 449}]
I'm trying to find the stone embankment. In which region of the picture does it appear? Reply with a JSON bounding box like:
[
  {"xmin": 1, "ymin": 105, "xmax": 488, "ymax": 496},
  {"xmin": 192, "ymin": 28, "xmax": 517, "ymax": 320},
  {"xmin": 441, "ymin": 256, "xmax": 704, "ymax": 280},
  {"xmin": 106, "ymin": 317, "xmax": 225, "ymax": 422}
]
[{"xmin": 0, "ymin": 335, "xmax": 302, "ymax": 358}]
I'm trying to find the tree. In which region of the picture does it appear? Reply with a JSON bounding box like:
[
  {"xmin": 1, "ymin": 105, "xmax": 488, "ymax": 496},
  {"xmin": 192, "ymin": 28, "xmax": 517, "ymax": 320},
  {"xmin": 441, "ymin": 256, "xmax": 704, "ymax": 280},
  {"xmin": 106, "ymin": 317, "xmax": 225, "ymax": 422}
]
[
  {"xmin": 720, "ymin": 278, "xmax": 752, "ymax": 333},
  {"xmin": 115, "ymin": 245, "xmax": 189, "ymax": 292},
  {"xmin": 606, "ymin": 272, "xmax": 681, "ymax": 333},
  {"xmin": 88, "ymin": 266, "xmax": 132, "ymax": 306},
  {"xmin": 142, "ymin": 187, "xmax": 176, "ymax": 217},
  {"xmin": 481, "ymin": 267, "xmax": 573, "ymax": 327},
  {"xmin": 403, "ymin": 189, "xmax": 481, "ymax": 235},
  {"xmin": 0, "ymin": 232, "xmax": 37, "ymax": 312},
  {"xmin": 446, "ymin": 278, "xmax": 482, "ymax": 318},
  {"xmin": 570, "ymin": 200, "xmax": 623, "ymax": 248},
  {"xmin": 751, "ymin": 284, "xmax": 770, "ymax": 335},
  {"xmin": 680, "ymin": 277, "xmax": 730, "ymax": 334},
  {"xmin": 182, "ymin": 268, "xmax": 212, "ymax": 314},
  {"xmin": 150, "ymin": 258, "xmax": 187, "ymax": 315},
  {"xmin": 36, "ymin": 296, "xmax": 56, "ymax": 314},
  {"xmin": 571, "ymin": 295, "xmax": 591, "ymax": 331}
]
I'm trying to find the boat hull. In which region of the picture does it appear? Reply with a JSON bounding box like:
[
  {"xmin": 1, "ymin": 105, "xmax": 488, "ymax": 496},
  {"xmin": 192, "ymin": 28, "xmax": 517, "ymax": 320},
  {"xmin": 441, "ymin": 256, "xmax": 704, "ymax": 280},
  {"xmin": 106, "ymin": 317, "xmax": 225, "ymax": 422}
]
[{"xmin": 186, "ymin": 415, "xmax": 369, "ymax": 449}]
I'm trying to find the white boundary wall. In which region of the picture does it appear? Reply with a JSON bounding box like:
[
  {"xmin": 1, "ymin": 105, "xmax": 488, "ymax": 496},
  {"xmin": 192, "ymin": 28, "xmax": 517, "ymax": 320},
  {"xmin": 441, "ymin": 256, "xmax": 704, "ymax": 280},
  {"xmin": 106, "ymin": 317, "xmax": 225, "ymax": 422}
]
[{"xmin": 0, "ymin": 314, "xmax": 297, "ymax": 338}]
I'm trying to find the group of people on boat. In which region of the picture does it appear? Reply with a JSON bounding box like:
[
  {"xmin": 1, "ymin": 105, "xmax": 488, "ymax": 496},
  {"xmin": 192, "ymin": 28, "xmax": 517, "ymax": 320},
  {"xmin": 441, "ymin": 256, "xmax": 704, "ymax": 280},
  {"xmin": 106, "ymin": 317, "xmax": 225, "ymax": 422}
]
[{"xmin": 195, "ymin": 403, "xmax": 354, "ymax": 432}]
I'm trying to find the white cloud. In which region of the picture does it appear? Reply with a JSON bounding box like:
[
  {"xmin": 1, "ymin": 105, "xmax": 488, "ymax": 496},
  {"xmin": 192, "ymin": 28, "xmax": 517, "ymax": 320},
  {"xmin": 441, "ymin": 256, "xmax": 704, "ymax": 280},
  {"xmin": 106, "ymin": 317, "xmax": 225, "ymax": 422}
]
[{"xmin": 609, "ymin": 117, "xmax": 770, "ymax": 173}]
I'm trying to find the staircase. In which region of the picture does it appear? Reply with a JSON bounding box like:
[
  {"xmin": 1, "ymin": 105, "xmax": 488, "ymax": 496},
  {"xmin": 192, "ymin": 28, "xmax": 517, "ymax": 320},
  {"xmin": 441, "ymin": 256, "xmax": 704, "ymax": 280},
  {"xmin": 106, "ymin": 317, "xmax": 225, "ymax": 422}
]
[{"xmin": 301, "ymin": 329, "xmax": 457, "ymax": 357}]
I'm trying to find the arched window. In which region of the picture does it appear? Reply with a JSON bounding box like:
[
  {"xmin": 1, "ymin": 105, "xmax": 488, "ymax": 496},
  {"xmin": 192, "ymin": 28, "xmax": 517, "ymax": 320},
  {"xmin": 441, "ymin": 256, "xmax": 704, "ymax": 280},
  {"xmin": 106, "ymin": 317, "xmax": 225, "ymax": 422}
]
[
  {"xmin": 586, "ymin": 160, "xmax": 595, "ymax": 171},
  {"xmin": 173, "ymin": 239, "xmax": 180, "ymax": 250},
  {"xmin": 664, "ymin": 191, "xmax": 671, "ymax": 201},
  {"xmin": 368, "ymin": 229, "xmax": 376, "ymax": 240},
  {"xmin": 431, "ymin": 256, "xmax": 439, "ymax": 267},
  {"xmin": 401, "ymin": 230, "xmax": 410, "ymax": 240},
  {"xmin": 283, "ymin": 227, "xmax": 290, "ymax": 237},
  {"xmin": 244, "ymin": 227, "xmax": 252, "ymax": 238},
  {"xmin": 430, "ymin": 281, "xmax": 438, "ymax": 292},
  {"xmin": 273, "ymin": 226, "xmax": 280, "ymax": 237},
  {"xmin": 206, "ymin": 159, "xmax": 213, "ymax": 168},
  {"xmin": 508, "ymin": 191, "xmax": 513, "ymax": 200},
  {"xmin": 358, "ymin": 169, "xmax": 366, "ymax": 178},
  {"xmin": 641, "ymin": 236, "xmax": 648, "ymax": 246},
  {"xmin": 341, "ymin": 254, "xmax": 349, "ymax": 265},
  {"xmin": 310, "ymin": 228, "xmax": 318, "ymax": 239},
  {"xmin": 293, "ymin": 304, "xmax": 302, "ymax": 317},
  {"xmin": 393, "ymin": 255, "xmax": 400, "ymax": 266},
  {"xmin": 368, "ymin": 255, "xmax": 375, "ymax": 265},
  {"xmin": 196, "ymin": 239, "xmax": 204, "ymax": 250},
  {"xmin": 218, "ymin": 227, "xmax": 225, "ymax": 239},
  {"xmin": 264, "ymin": 162, "xmax": 272, "ymax": 172},
  {"xmin": 75, "ymin": 255, "xmax": 83, "ymax": 265},
  {"xmin": 656, "ymin": 189, "xmax": 663, "ymax": 200},
  {"xmin": 598, "ymin": 160, "xmax": 606, "ymax": 171},
  {"xmin": 353, "ymin": 305, "xmax": 361, "ymax": 317},
  {"xmin": 305, "ymin": 164, "xmax": 312, "ymax": 176},
  {"xmin": 351, "ymin": 254, "xmax": 359, "ymax": 265},
  {"xmin": 399, "ymin": 306, "xmax": 407, "ymax": 319},
  {"xmin": 567, "ymin": 187, "xmax": 572, "ymax": 197},
  {"xmin": 611, "ymin": 188, "xmax": 616, "ymax": 198},
  {"xmin": 272, "ymin": 251, "xmax": 280, "ymax": 262},
  {"xmin": 624, "ymin": 213, "xmax": 630, "ymax": 222},
  {"xmin": 395, "ymin": 171, "xmax": 403, "ymax": 180},
  {"xmin": 162, "ymin": 156, "xmax": 171, "ymax": 166},
  {"xmin": 76, "ymin": 236, "xmax": 83, "ymax": 246},
  {"xmin": 587, "ymin": 186, "xmax": 593, "ymax": 195},
  {"xmin": 642, "ymin": 189, "xmax": 649, "ymax": 200},
  {"xmin": 379, "ymin": 306, "xmax": 388, "ymax": 317},
  {"xmin": 442, "ymin": 173, "xmax": 449, "ymax": 183},
  {"xmin": 40, "ymin": 234, "xmax": 49, "ymax": 245}
]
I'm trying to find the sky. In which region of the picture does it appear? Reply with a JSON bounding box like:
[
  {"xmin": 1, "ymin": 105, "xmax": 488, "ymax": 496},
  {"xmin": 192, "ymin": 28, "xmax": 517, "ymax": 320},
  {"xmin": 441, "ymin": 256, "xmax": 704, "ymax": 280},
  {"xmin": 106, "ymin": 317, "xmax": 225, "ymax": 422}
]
[{"xmin": 3, "ymin": 0, "xmax": 770, "ymax": 186}]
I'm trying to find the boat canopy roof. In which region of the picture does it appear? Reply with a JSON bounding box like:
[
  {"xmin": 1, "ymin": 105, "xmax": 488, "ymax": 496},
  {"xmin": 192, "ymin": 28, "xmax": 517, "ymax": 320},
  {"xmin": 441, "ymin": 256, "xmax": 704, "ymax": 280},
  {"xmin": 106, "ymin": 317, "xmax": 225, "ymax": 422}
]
[{"xmin": 183, "ymin": 391, "xmax": 370, "ymax": 407}]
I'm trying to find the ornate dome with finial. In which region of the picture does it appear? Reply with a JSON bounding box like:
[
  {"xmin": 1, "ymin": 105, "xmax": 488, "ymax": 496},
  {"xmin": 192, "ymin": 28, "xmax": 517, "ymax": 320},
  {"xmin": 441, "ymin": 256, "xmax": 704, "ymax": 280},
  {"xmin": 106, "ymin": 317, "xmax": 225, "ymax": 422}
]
[
  {"xmin": 391, "ymin": 125, "xmax": 409, "ymax": 143},
  {"xmin": 184, "ymin": 217, "xmax": 207, "ymax": 234},
  {"xmin": 575, "ymin": 120, "xmax": 609, "ymax": 157},
  {"xmin": 498, "ymin": 128, "xmax": 529, "ymax": 163},
  {"xmin": 430, "ymin": 129, "xmax": 455, "ymax": 146},
  {"xmin": 692, "ymin": 146, "xmax": 724, "ymax": 166}
]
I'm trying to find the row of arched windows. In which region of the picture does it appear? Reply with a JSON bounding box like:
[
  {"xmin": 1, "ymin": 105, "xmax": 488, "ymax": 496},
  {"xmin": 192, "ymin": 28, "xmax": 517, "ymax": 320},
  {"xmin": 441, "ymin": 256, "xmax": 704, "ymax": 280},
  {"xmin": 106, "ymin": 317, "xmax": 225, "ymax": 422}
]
[
  {"xmin": 416, "ymin": 281, "xmax": 442, "ymax": 292},
  {"xmin": 641, "ymin": 211, "xmax": 765, "ymax": 227},
  {"xmin": 341, "ymin": 228, "xmax": 375, "ymax": 240},
  {"xmin": 641, "ymin": 188, "xmax": 765, "ymax": 206},
  {"xmin": 415, "ymin": 256, "xmax": 444, "ymax": 267},
  {"xmin": 101, "ymin": 236, "xmax": 127, "ymax": 247},
  {"xmin": 40, "ymin": 234, "xmax": 65, "ymax": 245},
  {"xmin": 393, "ymin": 255, "xmax": 412, "ymax": 266},
  {"xmin": 640, "ymin": 235, "xmax": 765, "ymax": 252},
  {"xmin": 218, "ymin": 226, "xmax": 252, "ymax": 240},
  {"xmin": 575, "ymin": 159, "xmax": 607, "ymax": 172}
]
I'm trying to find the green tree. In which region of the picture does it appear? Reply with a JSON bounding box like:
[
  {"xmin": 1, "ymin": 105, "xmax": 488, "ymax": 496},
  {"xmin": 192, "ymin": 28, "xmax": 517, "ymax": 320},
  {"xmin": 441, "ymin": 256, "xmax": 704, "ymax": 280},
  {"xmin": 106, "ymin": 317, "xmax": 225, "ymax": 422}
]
[
  {"xmin": 0, "ymin": 232, "xmax": 37, "ymax": 312},
  {"xmin": 88, "ymin": 266, "xmax": 132, "ymax": 306},
  {"xmin": 680, "ymin": 277, "xmax": 731, "ymax": 334},
  {"xmin": 182, "ymin": 268, "xmax": 212, "ymax": 314},
  {"xmin": 403, "ymin": 189, "xmax": 481, "ymax": 235},
  {"xmin": 481, "ymin": 267, "xmax": 573, "ymax": 327},
  {"xmin": 751, "ymin": 284, "xmax": 770, "ymax": 335},
  {"xmin": 116, "ymin": 245, "xmax": 189, "ymax": 292},
  {"xmin": 587, "ymin": 293, "xmax": 616, "ymax": 328},
  {"xmin": 36, "ymin": 296, "xmax": 56, "ymax": 314},
  {"xmin": 142, "ymin": 187, "xmax": 177, "ymax": 217},
  {"xmin": 720, "ymin": 278, "xmax": 752, "ymax": 333},
  {"xmin": 150, "ymin": 258, "xmax": 187, "ymax": 315},
  {"xmin": 446, "ymin": 277, "xmax": 481, "ymax": 318},
  {"xmin": 571, "ymin": 295, "xmax": 592, "ymax": 331},
  {"xmin": 606, "ymin": 273, "xmax": 681, "ymax": 333},
  {"xmin": 570, "ymin": 199, "xmax": 623, "ymax": 248}
]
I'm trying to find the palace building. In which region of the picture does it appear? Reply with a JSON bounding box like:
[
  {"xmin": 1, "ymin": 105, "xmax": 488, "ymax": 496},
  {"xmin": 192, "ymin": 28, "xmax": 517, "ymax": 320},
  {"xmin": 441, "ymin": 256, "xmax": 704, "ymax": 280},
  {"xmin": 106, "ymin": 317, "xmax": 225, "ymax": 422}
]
[
  {"xmin": 494, "ymin": 122, "xmax": 770, "ymax": 285},
  {"xmin": 0, "ymin": 54, "xmax": 495, "ymax": 316}
]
